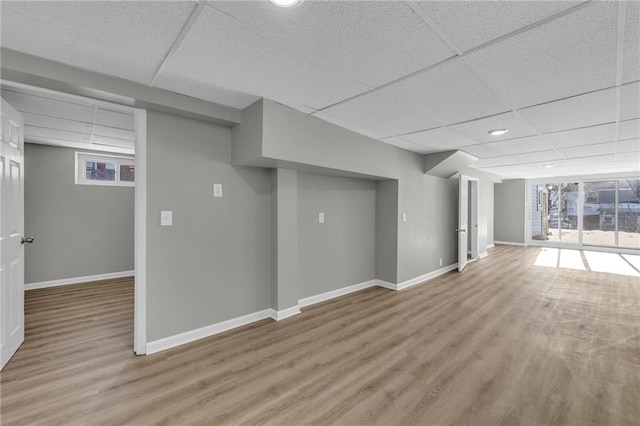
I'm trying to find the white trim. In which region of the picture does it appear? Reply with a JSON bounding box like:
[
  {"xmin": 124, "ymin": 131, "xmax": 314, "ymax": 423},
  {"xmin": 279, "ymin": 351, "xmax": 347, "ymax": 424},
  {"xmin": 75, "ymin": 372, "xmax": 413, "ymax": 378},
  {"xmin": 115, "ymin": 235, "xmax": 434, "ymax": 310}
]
[
  {"xmin": 134, "ymin": 109, "xmax": 147, "ymax": 355},
  {"xmin": 269, "ymin": 306, "xmax": 301, "ymax": 321},
  {"xmin": 494, "ymin": 241, "xmax": 527, "ymax": 246},
  {"xmin": 146, "ymin": 309, "xmax": 273, "ymax": 355},
  {"xmin": 25, "ymin": 270, "xmax": 134, "ymax": 291},
  {"xmin": 375, "ymin": 263, "xmax": 458, "ymax": 292},
  {"xmin": 487, "ymin": 243, "xmax": 495, "ymax": 249},
  {"xmin": 298, "ymin": 280, "xmax": 377, "ymax": 308},
  {"xmin": 479, "ymin": 252, "xmax": 489, "ymax": 259}
]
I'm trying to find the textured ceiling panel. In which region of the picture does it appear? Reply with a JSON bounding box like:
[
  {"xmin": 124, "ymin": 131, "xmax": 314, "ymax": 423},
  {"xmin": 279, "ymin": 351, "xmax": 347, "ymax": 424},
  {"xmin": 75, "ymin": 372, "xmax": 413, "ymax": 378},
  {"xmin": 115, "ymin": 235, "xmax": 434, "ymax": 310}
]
[
  {"xmin": 543, "ymin": 123, "xmax": 618, "ymax": 149},
  {"xmin": 450, "ymin": 112, "xmax": 539, "ymax": 143},
  {"xmin": 1, "ymin": 89, "xmax": 95, "ymax": 123},
  {"xmin": 487, "ymin": 135, "xmax": 556, "ymax": 156},
  {"xmin": 381, "ymin": 137, "xmax": 435, "ymax": 154},
  {"xmin": 459, "ymin": 143, "xmax": 504, "ymax": 159},
  {"xmin": 617, "ymin": 139, "xmax": 640, "ymax": 153},
  {"xmin": 21, "ymin": 112, "xmax": 93, "ymax": 135},
  {"xmin": 402, "ymin": 127, "xmax": 479, "ymax": 150},
  {"xmin": 465, "ymin": 2, "xmax": 618, "ymax": 109},
  {"xmin": 623, "ymin": 1, "xmax": 640, "ymax": 84},
  {"xmin": 519, "ymin": 88, "xmax": 618, "ymax": 134},
  {"xmin": 170, "ymin": 6, "xmax": 370, "ymax": 110},
  {"xmin": 414, "ymin": 1, "xmax": 580, "ymax": 52},
  {"xmin": 620, "ymin": 82, "xmax": 640, "ymax": 122},
  {"xmin": 377, "ymin": 59, "xmax": 510, "ymax": 126},
  {"xmin": 619, "ymin": 119, "xmax": 640, "ymax": 141},
  {"xmin": 509, "ymin": 150, "xmax": 564, "ymax": 164},
  {"xmin": 153, "ymin": 63, "xmax": 260, "ymax": 110},
  {"xmin": 0, "ymin": 6, "xmax": 162, "ymax": 85},
  {"xmin": 209, "ymin": 1, "xmax": 454, "ymax": 87},
  {"xmin": 95, "ymin": 109, "xmax": 135, "ymax": 131},
  {"xmin": 320, "ymin": 92, "xmax": 439, "ymax": 138},
  {"xmin": 25, "ymin": 126, "xmax": 90, "ymax": 144},
  {"xmin": 558, "ymin": 142, "xmax": 617, "ymax": 159},
  {"xmin": 4, "ymin": 1, "xmax": 196, "ymax": 59}
]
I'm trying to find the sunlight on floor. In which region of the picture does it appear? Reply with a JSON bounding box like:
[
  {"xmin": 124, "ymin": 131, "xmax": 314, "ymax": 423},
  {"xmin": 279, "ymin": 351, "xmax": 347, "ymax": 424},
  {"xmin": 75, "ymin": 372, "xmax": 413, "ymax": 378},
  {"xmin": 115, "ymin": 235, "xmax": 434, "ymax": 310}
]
[{"xmin": 534, "ymin": 248, "xmax": 640, "ymax": 277}]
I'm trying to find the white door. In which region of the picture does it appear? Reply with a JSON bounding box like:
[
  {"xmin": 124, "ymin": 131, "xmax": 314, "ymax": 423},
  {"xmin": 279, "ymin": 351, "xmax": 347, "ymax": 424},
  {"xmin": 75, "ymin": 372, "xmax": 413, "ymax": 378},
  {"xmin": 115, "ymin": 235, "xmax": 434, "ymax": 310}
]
[
  {"xmin": 458, "ymin": 175, "xmax": 469, "ymax": 272},
  {"xmin": 1, "ymin": 98, "xmax": 25, "ymax": 370}
]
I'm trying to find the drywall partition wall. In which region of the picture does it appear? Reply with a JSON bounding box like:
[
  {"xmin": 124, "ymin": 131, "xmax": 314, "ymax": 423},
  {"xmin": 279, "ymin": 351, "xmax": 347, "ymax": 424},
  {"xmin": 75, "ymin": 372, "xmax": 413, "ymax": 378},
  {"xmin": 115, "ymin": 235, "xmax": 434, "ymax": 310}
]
[
  {"xmin": 24, "ymin": 144, "xmax": 134, "ymax": 284},
  {"xmin": 494, "ymin": 179, "xmax": 527, "ymax": 244},
  {"xmin": 375, "ymin": 180, "xmax": 398, "ymax": 283},
  {"xmin": 297, "ymin": 172, "xmax": 376, "ymax": 298},
  {"xmin": 232, "ymin": 99, "xmax": 499, "ymax": 283},
  {"xmin": 146, "ymin": 111, "xmax": 272, "ymax": 342},
  {"xmin": 271, "ymin": 168, "xmax": 299, "ymax": 313}
]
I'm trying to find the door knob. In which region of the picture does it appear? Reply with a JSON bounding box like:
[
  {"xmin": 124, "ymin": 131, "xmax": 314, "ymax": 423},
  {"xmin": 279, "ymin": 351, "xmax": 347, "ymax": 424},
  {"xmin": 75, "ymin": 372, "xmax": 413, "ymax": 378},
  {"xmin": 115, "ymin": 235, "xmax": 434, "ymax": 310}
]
[
  {"xmin": 21, "ymin": 237, "xmax": 34, "ymax": 244},
  {"xmin": 454, "ymin": 228, "xmax": 466, "ymax": 232}
]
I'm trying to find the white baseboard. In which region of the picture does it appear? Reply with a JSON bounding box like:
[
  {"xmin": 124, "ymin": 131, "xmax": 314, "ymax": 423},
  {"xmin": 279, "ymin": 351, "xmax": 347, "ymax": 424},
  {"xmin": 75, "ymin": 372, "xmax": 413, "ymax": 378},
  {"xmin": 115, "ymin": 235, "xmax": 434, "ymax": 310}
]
[
  {"xmin": 25, "ymin": 270, "xmax": 135, "ymax": 291},
  {"xmin": 494, "ymin": 241, "xmax": 527, "ymax": 246},
  {"xmin": 479, "ymin": 252, "xmax": 489, "ymax": 259},
  {"xmin": 375, "ymin": 263, "xmax": 458, "ymax": 291},
  {"xmin": 299, "ymin": 279, "xmax": 377, "ymax": 308},
  {"xmin": 487, "ymin": 243, "xmax": 495, "ymax": 249},
  {"xmin": 146, "ymin": 309, "xmax": 273, "ymax": 355},
  {"xmin": 269, "ymin": 306, "xmax": 301, "ymax": 321}
]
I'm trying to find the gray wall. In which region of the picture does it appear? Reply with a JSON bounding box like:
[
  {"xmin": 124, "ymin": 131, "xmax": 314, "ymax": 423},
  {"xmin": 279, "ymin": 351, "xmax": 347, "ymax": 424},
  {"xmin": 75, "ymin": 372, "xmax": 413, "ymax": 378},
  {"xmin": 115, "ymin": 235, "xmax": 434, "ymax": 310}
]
[
  {"xmin": 494, "ymin": 179, "xmax": 526, "ymax": 244},
  {"xmin": 297, "ymin": 172, "xmax": 376, "ymax": 298},
  {"xmin": 146, "ymin": 111, "xmax": 272, "ymax": 341},
  {"xmin": 24, "ymin": 143, "xmax": 134, "ymax": 284}
]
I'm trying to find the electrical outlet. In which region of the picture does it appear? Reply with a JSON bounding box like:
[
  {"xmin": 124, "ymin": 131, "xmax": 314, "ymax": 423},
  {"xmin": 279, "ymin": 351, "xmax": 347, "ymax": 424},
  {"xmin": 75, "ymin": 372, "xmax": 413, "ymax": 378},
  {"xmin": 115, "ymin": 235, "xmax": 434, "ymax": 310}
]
[
  {"xmin": 213, "ymin": 184, "xmax": 223, "ymax": 197},
  {"xmin": 439, "ymin": 258, "xmax": 443, "ymax": 266},
  {"xmin": 319, "ymin": 212, "xmax": 325, "ymax": 223},
  {"xmin": 402, "ymin": 212, "xmax": 407, "ymax": 222}
]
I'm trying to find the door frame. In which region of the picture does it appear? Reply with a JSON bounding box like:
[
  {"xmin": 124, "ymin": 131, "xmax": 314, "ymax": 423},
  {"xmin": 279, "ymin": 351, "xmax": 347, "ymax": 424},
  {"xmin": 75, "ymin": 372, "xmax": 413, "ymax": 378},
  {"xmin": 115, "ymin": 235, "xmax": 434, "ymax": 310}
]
[
  {"xmin": 1, "ymin": 80, "xmax": 147, "ymax": 356},
  {"xmin": 458, "ymin": 174, "xmax": 480, "ymax": 272}
]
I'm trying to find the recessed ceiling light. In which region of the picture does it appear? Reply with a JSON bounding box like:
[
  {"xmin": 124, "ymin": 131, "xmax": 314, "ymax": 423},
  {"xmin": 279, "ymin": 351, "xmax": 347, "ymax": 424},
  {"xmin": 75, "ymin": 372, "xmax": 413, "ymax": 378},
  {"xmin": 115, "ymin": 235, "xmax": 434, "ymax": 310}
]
[
  {"xmin": 542, "ymin": 164, "xmax": 554, "ymax": 168},
  {"xmin": 270, "ymin": 0, "xmax": 300, "ymax": 7},
  {"xmin": 488, "ymin": 129, "xmax": 509, "ymax": 136}
]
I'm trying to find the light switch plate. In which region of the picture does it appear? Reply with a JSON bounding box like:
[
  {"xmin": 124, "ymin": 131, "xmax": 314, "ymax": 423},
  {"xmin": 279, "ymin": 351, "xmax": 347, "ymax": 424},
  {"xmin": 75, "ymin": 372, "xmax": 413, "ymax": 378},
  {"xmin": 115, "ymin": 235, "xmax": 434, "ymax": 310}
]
[
  {"xmin": 213, "ymin": 184, "xmax": 223, "ymax": 198},
  {"xmin": 160, "ymin": 210, "xmax": 172, "ymax": 226}
]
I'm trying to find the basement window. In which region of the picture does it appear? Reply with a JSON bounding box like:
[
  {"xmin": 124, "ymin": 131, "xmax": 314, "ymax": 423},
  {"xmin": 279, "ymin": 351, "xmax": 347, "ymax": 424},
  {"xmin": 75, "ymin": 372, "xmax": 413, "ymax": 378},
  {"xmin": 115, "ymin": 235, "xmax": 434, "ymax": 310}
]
[{"xmin": 75, "ymin": 152, "xmax": 135, "ymax": 187}]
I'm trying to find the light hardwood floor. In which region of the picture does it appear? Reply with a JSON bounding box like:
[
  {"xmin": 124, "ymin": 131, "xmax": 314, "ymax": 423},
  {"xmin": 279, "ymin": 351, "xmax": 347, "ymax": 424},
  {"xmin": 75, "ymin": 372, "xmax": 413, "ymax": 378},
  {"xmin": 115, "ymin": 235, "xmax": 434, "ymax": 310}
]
[{"xmin": 1, "ymin": 245, "xmax": 639, "ymax": 425}]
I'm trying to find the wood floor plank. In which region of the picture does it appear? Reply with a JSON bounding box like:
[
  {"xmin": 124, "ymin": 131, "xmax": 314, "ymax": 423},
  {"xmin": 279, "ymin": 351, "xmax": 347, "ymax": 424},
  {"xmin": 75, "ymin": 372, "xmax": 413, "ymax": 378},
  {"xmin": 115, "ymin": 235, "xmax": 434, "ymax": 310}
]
[{"xmin": 1, "ymin": 246, "xmax": 639, "ymax": 425}]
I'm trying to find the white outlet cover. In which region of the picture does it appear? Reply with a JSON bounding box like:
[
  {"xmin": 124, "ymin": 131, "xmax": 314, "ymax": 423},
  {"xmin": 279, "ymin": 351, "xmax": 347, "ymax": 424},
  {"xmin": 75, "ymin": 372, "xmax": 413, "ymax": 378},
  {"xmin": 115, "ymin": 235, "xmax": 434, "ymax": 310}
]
[
  {"xmin": 402, "ymin": 212, "xmax": 407, "ymax": 222},
  {"xmin": 160, "ymin": 210, "xmax": 172, "ymax": 226},
  {"xmin": 213, "ymin": 183, "xmax": 223, "ymax": 197},
  {"xmin": 319, "ymin": 212, "xmax": 325, "ymax": 223}
]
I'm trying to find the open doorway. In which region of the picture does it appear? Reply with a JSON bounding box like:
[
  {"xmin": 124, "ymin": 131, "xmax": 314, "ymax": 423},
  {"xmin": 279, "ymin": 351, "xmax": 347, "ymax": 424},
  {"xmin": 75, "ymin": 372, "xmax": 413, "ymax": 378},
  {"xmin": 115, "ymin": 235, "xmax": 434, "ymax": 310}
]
[{"xmin": 1, "ymin": 82, "xmax": 145, "ymax": 368}]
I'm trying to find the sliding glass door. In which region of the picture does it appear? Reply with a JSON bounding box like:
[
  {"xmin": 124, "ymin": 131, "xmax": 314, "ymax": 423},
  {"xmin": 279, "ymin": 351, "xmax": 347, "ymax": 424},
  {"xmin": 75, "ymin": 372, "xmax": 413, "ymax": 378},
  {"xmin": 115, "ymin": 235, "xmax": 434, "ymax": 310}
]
[{"xmin": 530, "ymin": 177, "xmax": 639, "ymax": 250}]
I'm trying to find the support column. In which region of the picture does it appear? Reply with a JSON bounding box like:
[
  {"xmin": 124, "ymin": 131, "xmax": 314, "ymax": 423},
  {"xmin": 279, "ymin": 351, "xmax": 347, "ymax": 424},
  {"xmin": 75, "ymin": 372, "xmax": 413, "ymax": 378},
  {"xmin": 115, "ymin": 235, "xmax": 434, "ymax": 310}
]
[{"xmin": 270, "ymin": 168, "xmax": 300, "ymax": 320}]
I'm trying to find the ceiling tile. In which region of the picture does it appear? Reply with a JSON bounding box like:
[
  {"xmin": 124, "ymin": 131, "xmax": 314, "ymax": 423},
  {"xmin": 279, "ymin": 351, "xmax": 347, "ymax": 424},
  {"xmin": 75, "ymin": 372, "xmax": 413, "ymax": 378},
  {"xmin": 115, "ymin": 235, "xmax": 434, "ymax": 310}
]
[
  {"xmin": 450, "ymin": 112, "xmax": 538, "ymax": 143},
  {"xmin": 617, "ymin": 139, "xmax": 640, "ymax": 153},
  {"xmin": 623, "ymin": 1, "xmax": 640, "ymax": 84},
  {"xmin": 381, "ymin": 137, "xmax": 435, "ymax": 154},
  {"xmin": 519, "ymin": 88, "xmax": 617, "ymax": 134},
  {"xmin": 465, "ymin": 2, "xmax": 618, "ymax": 108},
  {"xmin": 543, "ymin": 123, "xmax": 618, "ymax": 149},
  {"xmin": 414, "ymin": 1, "xmax": 580, "ymax": 52},
  {"xmin": 619, "ymin": 119, "xmax": 640, "ymax": 141},
  {"xmin": 557, "ymin": 142, "xmax": 617, "ymax": 159},
  {"xmin": 460, "ymin": 143, "xmax": 504, "ymax": 159},
  {"xmin": 4, "ymin": 1, "xmax": 196, "ymax": 59},
  {"xmin": 170, "ymin": 6, "xmax": 370, "ymax": 110},
  {"xmin": 311, "ymin": 111, "xmax": 387, "ymax": 140},
  {"xmin": 0, "ymin": 6, "xmax": 162, "ymax": 85},
  {"xmin": 152, "ymin": 63, "xmax": 260, "ymax": 110},
  {"xmin": 402, "ymin": 127, "xmax": 479, "ymax": 150},
  {"xmin": 21, "ymin": 112, "xmax": 93, "ymax": 135},
  {"xmin": 209, "ymin": 1, "xmax": 455, "ymax": 87},
  {"xmin": 1, "ymin": 89, "xmax": 95, "ymax": 122},
  {"xmin": 509, "ymin": 150, "xmax": 564, "ymax": 164},
  {"xmin": 621, "ymin": 81, "xmax": 640, "ymax": 122},
  {"xmin": 92, "ymin": 126, "xmax": 134, "ymax": 141},
  {"xmin": 95, "ymin": 109, "xmax": 135, "ymax": 131},
  {"xmin": 25, "ymin": 126, "xmax": 90, "ymax": 144},
  {"xmin": 474, "ymin": 156, "xmax": 518, "ymax": 168},
  {"xmin": 377, "ymin": 58, "xmax": 510, "ymax": 126},
  {"xmin": 320, "ymin": 92, "xmax": 440, "ymax": 138},
  {"xmin": 487, "ymin": 135, "xmax": 556, "ymax": 156}
]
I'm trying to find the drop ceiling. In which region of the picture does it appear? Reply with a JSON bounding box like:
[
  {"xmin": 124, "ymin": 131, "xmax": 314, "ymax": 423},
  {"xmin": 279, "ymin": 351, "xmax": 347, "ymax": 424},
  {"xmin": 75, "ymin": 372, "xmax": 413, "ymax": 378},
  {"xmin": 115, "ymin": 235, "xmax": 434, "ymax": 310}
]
[{"xmin": 1, "ymin": 0, "xmax": 638, "ymax": 179}]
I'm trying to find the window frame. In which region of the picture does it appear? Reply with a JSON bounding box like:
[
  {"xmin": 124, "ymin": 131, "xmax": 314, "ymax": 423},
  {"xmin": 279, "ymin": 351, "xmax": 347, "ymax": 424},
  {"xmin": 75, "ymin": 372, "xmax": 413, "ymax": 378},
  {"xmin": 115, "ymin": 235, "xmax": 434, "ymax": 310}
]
[{"xmin": 75, "ymin": 152, "xmax": 135, "ymax": 187}]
